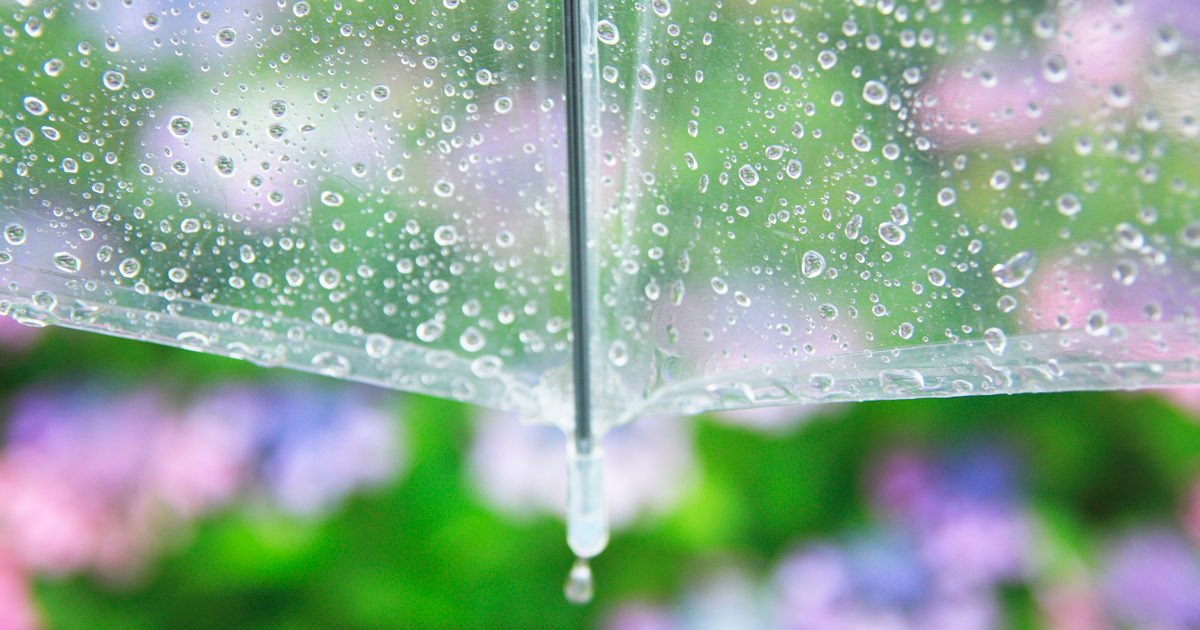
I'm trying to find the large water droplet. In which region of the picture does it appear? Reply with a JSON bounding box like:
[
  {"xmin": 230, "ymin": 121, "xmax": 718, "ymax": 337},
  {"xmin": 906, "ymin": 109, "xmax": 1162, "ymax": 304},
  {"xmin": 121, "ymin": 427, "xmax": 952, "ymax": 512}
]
[
  {"xmin": 862, "ymin": 80, "xmax": 888, "ymax": 105},
  {"xmin": 23, "ymin": 96, "xmax": 47, "ymax": 116},
  {"xmin": 738, "ymin": 163, "xmax": 759, "ymax": 186},
  {"xmin": 802, "ymin": 250, "xmax": 826, "ymax": 278},
  {"xmin": 102, "ymin": 70, "xmax": 125, "ymax": 90},
  {"xmin": 636, "ymin": 64, "xmax": 657, "ymax": 89},
  {"xmin": 992, "ymin": 250, "xmax": 1037, "ymax": 288},
  {"xmin": 169, "ymin": 115, "xmax": 193, "ymax": 137},
  {"xmin": 596, "ymin": 20, "xmax": 619, "ymax": 45}
]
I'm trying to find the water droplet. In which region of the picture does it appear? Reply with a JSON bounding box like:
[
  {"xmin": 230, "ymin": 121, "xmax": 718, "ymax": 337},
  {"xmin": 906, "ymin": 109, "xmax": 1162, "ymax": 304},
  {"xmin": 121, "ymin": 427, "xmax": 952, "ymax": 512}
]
[
  {"xmin": 216, "ymin": 27, "xmax": 237, "ymax": 47},
  {"xmin": 311, "ymin": 307, "xmax": 332, "ymax": 326},
  {"xmin": 738, "ymin": 164, "xmax": 759, "ymax": 186},
  {"xmin": 636, "ymin": 64, "xmax": 657, "ymax": 89},
  {"xmin": 1084, "ymin": 310, "xmax": 1109, "ymax": 336},
  {"xmin": 1000, "ymin": 207, "xmax": 1018, "ymax": 230},
  {"xmin": 61, "ymin": 158, "xmax": 78, "ymax": 173},
  {"xmin": 711, "ymin": 277, "xmax": 728, "ymax": 295},
  {"xmin": 23, "ymin": 96, "xmax": 47, "ymax": 116},
  {"xmin": 898, "ymin": 322, "xmax": 914, "ymax": 339},
  {"xmin": 862, "ymin": 80, "xmax": 888, "ymax": 105},
  {"xmin": 293, "ymin": 1, "xmax": 310, "ymax": 17},
  {"xmin": 785, "ymin": 159, "xmax": 803, "ymax": 179},
  {"xmin": 651, "ymin": 0, "xmax": 671, "ymax": 17},
  {"xmin": 817, "ymin": 50, "xmax": 838, "ymax": 70},
  {"xmin": 984, "ymin": 327, "xmax": 1007, "ymax": 355},
  {"xmin": 851, "ymin": 132, "xmax": 872, "ymax": 152},
  {"xmin": 997, "ymin": 295, "xmax": 1018, "ymax": 313},
  {"xmin": 434, "ymin": 225, "xmax": 459, "ymax": 246},
  {"xmin": 102, "ymin": 70, "xmax": 125, "ymax": 90},
  {"xmin": 169, "ymin": 115, "xmax": 193, "ymax": 137},
  {"xmin": 1042, "ymin": 54, "xmax": 1068, "ymax": 83},
  {"xmin": 845, "ymin": 214, "xmax": 863, "ymax": 240},
  {"xmin": 460, "ymin": 327, "xmax": 486, "ymax": 352},
  {"xmin": 43, "ymin": 59, "xmax": 63, "ymax": 76},
  {"xmin": 882, "ymin": 143, "xmax": 900, "ymax": 160},
  {"xmin": 608, "ymin": 340, "xmax": 629, "ymax": 366},
  {"xmin": 878, "ymin": 221, "xmax": 906, "ymax": 245},
  {"xmin": 365, "ymin": 333, "xmax": 393, "ymax": 359},
  {"xmin": 494, "ymin": 96, "xmax": 513, "ymax": 113},
  {"xmin": 441, "ymin": 115, "xmax": 456, "ymax": 133},
  {"xmin": 372, "ymin": 84, "xmax": 390, "ymax": 101},
  {"xmin": 564, "ymin": 558, "xmax": 594, "ymax": 605},
  {"xmin": 433, "ymin": 180, "xmax": 455, "ymax": 198},
  {"xmin": 596, "ymin": 20, "xmax": 619, "ymax": 45},
  {"xmin": 1154, "ymin": 25, "xmax": 1181, "ymax": 57},
  {"xmin": 936, "ymin": 188, "xmax": 957, "ymax": 207},
  {"xmin": 4, "ymin": 224, "xmax": 26, "ymax": 246},
  {"xmin": 990, "ymin": 170, "xmax": 1011, "ymax": 190},
  {"xmin": 1181, "ymin": 221, "xmax": 1200, "ymax": 247},
  {"xmin": 818, "ymin": 303, "xmax": 838, "ymax": 320},
  {"xmin": 168, "ymin": 267, "xmax": 188, "ymax": 283},
  {"xmin": 992, "ymin": 250, "xmax": 1037, "ymax": 288},
  {"xmin": 763, "ymin": 71, "xmax": 782, "ymax": 89},
  {"xmin": 1055, "ymin": 193, "xmax": 1082, "ymax": 217},
  {"xmin": 53, "ymin": 252, "xmax": 81, "ymax": 273},
  {"xmin": 414, "ymin": 319, "xmax": 444, "ymax": 342},
  {"xmin": 269, "ymin": 100, "xmax": 287, "ymax": 118},
  {"xmin": 927, "ymin": 268, "xmax": 946, "ymax": 287},
  {"xmin": 1113, "ymin": 260, "xmax": 1138, "ymax": 285},
  {"xmin": 802, "ymin": 250, "xmax": 826, "ymax": 278},
  {"xmin": 318, "ymin": 268, "xmax": 341, "ymax": 289},
  {"xmin": 1105, "ymin": 84, "xmax": 1132, "ymax": 109},
  {"xmin": 215, "ymin": 155, "xmax": 236, "ymax": 177},
  {"xmin": 320, "ymin": 191, "xmax": 344, "ymax": 206},
  {"xmin": 13, "ymin": 127, "xmax": 33, "ymax": 147}
]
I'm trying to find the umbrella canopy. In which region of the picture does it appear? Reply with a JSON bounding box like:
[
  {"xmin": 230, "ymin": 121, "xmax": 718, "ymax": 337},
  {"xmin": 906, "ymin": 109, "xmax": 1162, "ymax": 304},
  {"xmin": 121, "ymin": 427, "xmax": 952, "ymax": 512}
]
[{"xmin": 3, "ymin": 0, "xmax": 1200, "ymax": 571}]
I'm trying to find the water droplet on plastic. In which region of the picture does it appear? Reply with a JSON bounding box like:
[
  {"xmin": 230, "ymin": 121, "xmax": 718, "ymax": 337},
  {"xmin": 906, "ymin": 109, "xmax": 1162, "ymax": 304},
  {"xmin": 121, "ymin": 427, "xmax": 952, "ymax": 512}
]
[
  {"xmin": 460, "ymin": 327, "xmax": 486, "ymax": 352},
  {"xmin": 738, "ymin": 164, "xmax": 759, "ymax": 186},
  {"xmin": 1056, "ymin": 193, "xmax": 1082, "ymax": 217},
  {"xmin": 1042, "ymin": 54, "xmax": 1068, "ymax": 83},
  {"xmin": 216, "ymin": 28, "xmax": 236, "ymax": 47},
  {"xmin": 102, "ymin": 70, "xmax": 124, "ymax": 90},
  {"xmin": 636, "ymin": 64, "xmax": 657, "ymax": 89},
  {"xmin": 992, "ymin": 250, "xmax": 1037, "ymax": 288},
  {"xmin": 293, "ymin": 1, "xmax": 310, "ymax": 17},
  {"xmin": 53, "ymin": 252, "xmax": 80, "ymax": 273},
  {"xmin": 802, "ymin": 250, "xmax": 826, "ymax": 278},
  {"xmin": 23, "ymin": 96, "xmax": 46, "ymax": 116},
  {"xmin": 878, "ymin": 221, "xmax": 906, "ymax": 245},
  {"xmin": 596, "ymin": 20, "xmax": 619, "ymax": 45},
  {"xmin": 169, "ymin": 116, "xmax": 193, "ymax": 137},
  {"xmin": 13, "ymin": 127, "xmax": 33, "ymax": 147},
  {"xmin": 862, "ymin": 80, "xmax": 888, "ymax": 105},
  {"xmin": 417, "ymin": 319, "xmax": 445, "ymax": 342}
]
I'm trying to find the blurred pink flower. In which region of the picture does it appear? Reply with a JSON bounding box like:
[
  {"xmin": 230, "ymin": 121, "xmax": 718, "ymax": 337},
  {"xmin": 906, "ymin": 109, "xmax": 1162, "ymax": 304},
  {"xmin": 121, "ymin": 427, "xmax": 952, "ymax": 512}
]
[
  {"xmin": 0, "ymin": 559, "xmax": 38, "ymax": 630},
  {"xmin": 0, "ymin": 318, "xmax": 42, "ymax": 354}
]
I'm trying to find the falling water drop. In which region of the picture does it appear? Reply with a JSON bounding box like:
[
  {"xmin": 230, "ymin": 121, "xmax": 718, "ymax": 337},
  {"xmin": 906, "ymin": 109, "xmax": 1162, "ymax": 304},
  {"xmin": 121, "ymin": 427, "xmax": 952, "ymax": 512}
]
[{"xmin": 564, "ymin": 558, "xmax": 594, "ymax": 605}]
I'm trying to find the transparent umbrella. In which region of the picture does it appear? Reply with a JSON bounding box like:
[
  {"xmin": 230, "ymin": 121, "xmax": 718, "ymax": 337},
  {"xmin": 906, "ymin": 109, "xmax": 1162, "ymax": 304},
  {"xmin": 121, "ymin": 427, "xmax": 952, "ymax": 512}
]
[{"xmin": 2, "ymin": 0, "xmax": 1199, "ymax": 602}]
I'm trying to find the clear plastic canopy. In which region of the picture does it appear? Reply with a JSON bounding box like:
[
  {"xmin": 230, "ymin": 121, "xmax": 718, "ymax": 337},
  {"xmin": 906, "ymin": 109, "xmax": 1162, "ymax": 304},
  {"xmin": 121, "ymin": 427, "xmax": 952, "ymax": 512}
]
[{"xmin": 4, "ymin": 0, "xmax": 1200, "ymax": 559}]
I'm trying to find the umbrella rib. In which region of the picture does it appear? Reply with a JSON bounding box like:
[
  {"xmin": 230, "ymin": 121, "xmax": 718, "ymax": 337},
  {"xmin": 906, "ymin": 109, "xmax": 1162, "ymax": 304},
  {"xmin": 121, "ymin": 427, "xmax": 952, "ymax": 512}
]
[{"xmin": 563, "ymin": 0, "xmax": 592, "ymax": 455}]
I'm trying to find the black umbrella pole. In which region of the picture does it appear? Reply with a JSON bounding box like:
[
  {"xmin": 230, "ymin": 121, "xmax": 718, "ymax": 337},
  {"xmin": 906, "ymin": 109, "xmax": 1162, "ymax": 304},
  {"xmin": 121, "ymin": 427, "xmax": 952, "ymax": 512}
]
[{"xmin": 562, "ymin": 0, "xmax": 608, "ymax": 566}]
